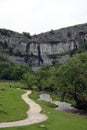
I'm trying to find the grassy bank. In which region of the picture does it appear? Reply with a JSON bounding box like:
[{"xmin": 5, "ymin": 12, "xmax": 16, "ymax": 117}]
[
  {"xmin": 0, "ymin": 91, "xmax": 87, "ymax": 130},
  {"xmin": 0, "ymin": 81, "xmax": 27, "ymax": 89},
  {"xmin": 0, "ymin": 81, "xmax": 28, "ymax": 122}
]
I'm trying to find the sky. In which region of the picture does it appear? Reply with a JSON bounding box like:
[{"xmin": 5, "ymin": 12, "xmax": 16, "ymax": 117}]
[{"xmin": 0, "ymin": 0, "xmax": 87, "ymax": 35}]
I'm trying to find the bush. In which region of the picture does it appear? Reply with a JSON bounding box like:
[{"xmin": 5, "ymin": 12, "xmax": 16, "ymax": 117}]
[
  {"xmin": 0, "ymin": 62, "xmax": 32, "ymax": 80},
  {"xmin": 47, "ymin": 102, "xmax": 58, "ymax": 108},
  {"xmin": 23, "ymin": 32, "xmax": 31, "ymax": 39}
]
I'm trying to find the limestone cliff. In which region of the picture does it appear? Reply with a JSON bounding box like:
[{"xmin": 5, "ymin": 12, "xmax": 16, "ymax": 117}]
[
  {"xmin": 0, "ymin": 29, "xmax": 29, "ymax": 63},
  {"xmin": 0, "ymin": 23, "xmax": 87, "ymax": 65},
  {"xmin": 27, "ymin": 23, "xmax": 87, "ymax": 65}
]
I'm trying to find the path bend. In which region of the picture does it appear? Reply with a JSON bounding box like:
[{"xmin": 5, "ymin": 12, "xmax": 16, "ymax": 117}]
[{"xmin": 0, "ymin": 91, "xmax": 48, "ymax": 128}]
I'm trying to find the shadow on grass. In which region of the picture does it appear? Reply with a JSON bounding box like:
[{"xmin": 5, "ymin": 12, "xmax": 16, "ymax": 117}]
[{"xmin": 0, "ymin": 108, "xmax": 7, "ymax": 115}]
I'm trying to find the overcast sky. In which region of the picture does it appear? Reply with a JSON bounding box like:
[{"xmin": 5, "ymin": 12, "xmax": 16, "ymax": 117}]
[{"xmin": 0, "ymin": 0, "xmax": 87, "ymax": 35}]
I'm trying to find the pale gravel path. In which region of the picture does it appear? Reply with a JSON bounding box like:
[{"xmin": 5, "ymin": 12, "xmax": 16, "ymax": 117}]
[{"xmin": 0, "ymin": 91, "xmax": 47, "ymax": 128}]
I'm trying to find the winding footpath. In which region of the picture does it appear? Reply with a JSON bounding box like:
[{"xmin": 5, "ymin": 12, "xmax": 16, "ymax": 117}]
[{"xmin": 0, "ymin": 91, "xmax": 48, "ymax": 128}]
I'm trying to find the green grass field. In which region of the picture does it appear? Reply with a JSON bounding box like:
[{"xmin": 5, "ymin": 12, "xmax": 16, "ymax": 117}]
[
  {"xmin": 0, "ymin": 81, "xmax": 27, "ymax": 89},
  {"xmin": 0, "ymin": 89, "xmax": 87, "ymax": 130},
  {"xmin": 0, "ymin": 82, "xmax": 28, "ymax": 122}
]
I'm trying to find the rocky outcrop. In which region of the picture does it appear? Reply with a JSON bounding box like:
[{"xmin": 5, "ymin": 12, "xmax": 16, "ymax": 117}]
[
  {"xmin": 0, "ymin": 29, "xmax": 29, "ymax": 55},
  {"xmin": 0, "ymin": 23, "xmax": 87, "ymax": 65},
  {"xmin": 26, "ymin": 23, "xmax": 87, "ymax": 65}
]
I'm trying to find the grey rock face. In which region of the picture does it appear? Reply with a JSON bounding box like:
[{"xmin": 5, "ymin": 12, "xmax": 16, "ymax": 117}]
[
  {"xmin": 0, "ymin": 29, "xmax": 29, "ymax": 55},
  {"xmin": 0, "ymin": 23, "xmax": 87, "ymax": 65},
  {"xmin": 26, "ymin": 23, "xmax": 87, "ymax": 65}
]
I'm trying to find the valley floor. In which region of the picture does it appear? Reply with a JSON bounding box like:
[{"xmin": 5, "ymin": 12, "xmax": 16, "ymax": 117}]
[{"xmin": 0, "ymin": 90, "xmax": 47, "ymax": 128}]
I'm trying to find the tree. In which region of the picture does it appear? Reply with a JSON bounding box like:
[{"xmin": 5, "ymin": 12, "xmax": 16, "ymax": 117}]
[
  {"xmin": 55, "ymin": 57, "xmax": 87, "ymax": 109},
  {"xmin": 0, "ymin": 62, "xmax": 14, "ymax": 80},
  {"xmin": 22, "ymin": 65, "xmax": 51, "ymax": 91},
  {"xmin": 23, "ymin": 32, "xmax": 31, "ymax": 39},
  {"xmin": 21, "ymin": 54, "xmax": 87, "ymax": 110},
  {"xmin": 22, "ymin": 72, "xmax": 37, "ymax": 89},
  {"xmin": 66, "ymin": 58, "xmax": 87, "ymax": 109},
  {"xmin": 11, "ymin": 64, "xmax": 32, "ymax": 80},
  {"xmin": 0, "ymin": 62, "xmax": 32, "ymax": 80},
  {"xmin": 35, "ymin": 65, "xmax": 51, "ymax": 91}
]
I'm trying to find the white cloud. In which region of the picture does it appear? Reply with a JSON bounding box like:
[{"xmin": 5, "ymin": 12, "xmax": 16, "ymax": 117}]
[{"xmin": 0, "ymin": 0, "xmax": 87, "ymax": 34}]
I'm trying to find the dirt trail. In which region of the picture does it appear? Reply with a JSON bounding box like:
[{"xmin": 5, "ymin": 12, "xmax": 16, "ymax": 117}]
[{"xmin": 0, "ymin": 91, "xmax": 47, "ymax": 128}]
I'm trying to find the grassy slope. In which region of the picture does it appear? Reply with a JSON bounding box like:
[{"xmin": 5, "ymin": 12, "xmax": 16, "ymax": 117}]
[
  {"xmin": 0, "ymin": 81, "xmax": 27, "ymax": 89},
  {"xmin": 0, "ymin": 91, "xmax": 87, "ymax": 130},
  {"xmin": 0, "ymin": 82, "xmax": 28, "ymax": 122}
]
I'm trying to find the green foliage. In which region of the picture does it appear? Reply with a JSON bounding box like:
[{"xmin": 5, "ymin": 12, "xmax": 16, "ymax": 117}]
[
  {"xmin": 0, "ymin": 56, "xmax": 7, "ymax": 62},
  {"xmin": 0, "ymin": 62, "xmax": 13, "ymax": 80},
  {"xmin": 22, "ymin": 54, "xmax": 87, "ymax": 110},
  {"xmin": 49, "ymin": 29, "xmax": 55, "ymax": 34},
  {"xmin": 11, "ymin": 64, "xmax": 32, "ymax": 80},
  {"xmin": 69, "ymin": 49, "xmax": 76, "ymax": 57},
  {"xmin": 22, "ymin": 65, "xmax": 50, "ymax": 91},
  {"xmin": 46, "ymin": 102, "xmax": 58, "ymax": 108},
  {"xmin": 35, "ymin": 65, "xmax": 51, "ymax": 91},
  {"xmin": 0, "ymin": 81, "xmax": 27, "ymax": 89},
  {"xmin": 23, "ymin": 32, "xmax": 31, "ymax": 39},
  {"xmin": 78, "ymin": 53, "xmax": 87, "ymax": 62},
  {"xmin": 0, "ymin": 62, "xmax": 31, "ymax": 80},
  {"xmin": 53, "ymin": 55, "xmax": 87, "ymax": 109},
  {"xmin": 22, "ymin": 72, "xmax": 37, "ymax": 89}
]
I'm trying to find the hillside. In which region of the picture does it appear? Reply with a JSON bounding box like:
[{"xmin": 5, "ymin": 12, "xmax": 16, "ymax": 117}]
[
  {"xmin": 0, "ymin": 23, "xmax": 87, "ymax": 65},
  {"xmin": 0, "ymin": 29, "xmax": 30, "ymax": 63},
  {"xmin": 32, "ymin": 23, "xmax": 87, "ymax": 43}
]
